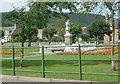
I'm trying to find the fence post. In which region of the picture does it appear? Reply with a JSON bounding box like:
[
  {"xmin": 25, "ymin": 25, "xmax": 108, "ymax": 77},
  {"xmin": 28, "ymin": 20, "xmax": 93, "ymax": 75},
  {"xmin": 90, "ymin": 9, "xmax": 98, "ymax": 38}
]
[
  {"xmin": 78, "ymin": 44, "xmax": 82, "ymax": 80},
  {"xmin": 41, "ymin": 46, "xmax": 45, "ymax": 78},
  {"xmin": 12, "ymin": 46, "xmax": 15, "ymax": 76}
]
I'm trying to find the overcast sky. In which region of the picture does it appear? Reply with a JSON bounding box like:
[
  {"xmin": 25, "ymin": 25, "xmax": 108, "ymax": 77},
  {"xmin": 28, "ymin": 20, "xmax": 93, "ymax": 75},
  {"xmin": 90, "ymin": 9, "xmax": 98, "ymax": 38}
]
[
  {"xmin": 0, "ymin": 0, "xmax": 107, "ymax": 14},
  {"xmin": 0, "ymin": 0, "xmax": 119, "ymax": 18},
  {"xmin": 0, "ymin": 0, "xmax": 28, "ymax": 12}
]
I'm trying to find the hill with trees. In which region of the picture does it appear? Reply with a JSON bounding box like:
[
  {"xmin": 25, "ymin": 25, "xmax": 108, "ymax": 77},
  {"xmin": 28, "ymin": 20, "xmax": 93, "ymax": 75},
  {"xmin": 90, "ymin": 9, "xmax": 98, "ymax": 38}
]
[{"xmin": 1, "ymin": 12, "xmax": 105, "ymax": 27}]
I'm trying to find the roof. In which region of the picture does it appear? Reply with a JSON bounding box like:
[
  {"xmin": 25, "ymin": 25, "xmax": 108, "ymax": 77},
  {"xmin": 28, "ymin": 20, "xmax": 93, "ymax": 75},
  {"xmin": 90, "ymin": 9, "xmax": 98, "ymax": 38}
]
[
  {"xmin": 2, "ymin": 26, "xmax": 14, "ymax": 31},
  {"xmin": 11, "ymin": 27, "xmax": 21, "ymax": 36},
  {"xmin": 81, "ymin": 27, "xmax": 88, "ymax": 34},
  {"xmin": 2, "ymin": 24, "xmax": 21, "ymax": 36}
]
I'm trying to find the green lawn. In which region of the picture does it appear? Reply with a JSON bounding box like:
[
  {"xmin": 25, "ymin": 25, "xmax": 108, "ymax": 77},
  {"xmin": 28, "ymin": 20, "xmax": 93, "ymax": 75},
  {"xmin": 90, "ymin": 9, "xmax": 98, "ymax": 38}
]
[{"xmin": 2, "ymin": 53, "xmax": 119, "ymax": 82}]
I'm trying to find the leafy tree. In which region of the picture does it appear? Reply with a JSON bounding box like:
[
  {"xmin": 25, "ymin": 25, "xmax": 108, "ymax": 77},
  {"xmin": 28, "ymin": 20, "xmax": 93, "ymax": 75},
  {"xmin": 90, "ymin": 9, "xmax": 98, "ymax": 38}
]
[
  {"xmin": 2, "ymin": 12, "xmax": 14, "ymax": 27},
  {"xmin": 80, "ymin": 34, "xmax": 90, "ymax": 42},
  {"xmin": 28, "ymin": 2, "xmax": 77, "ymax": 29},
  {"xmin": 9, "ymin": 7, "xmax": 35, "ymax": 67},
  {"xmin": 24, "ymin": 26, "xmax": 37, "ymax": 46},
  {"xmin": 31, "ymin": 35, "xmax": 38, "ymax": 42},
  {"xmin": 10, "ymin": 8, "xmax": 26, "ymax": 67},
  {"xmin": 54, "ymin": 16, "xmax": 67, "ymax": 42},
  {"xmin": 70, "ymin": 23, "xmax": 82, "ymax": 43},
  {"xmin": 29, "ymin": 2, "xmax": 51, "ymax": 29},
  {"xmin": 43, "ymin": 24, "xmax": 57, "ymax": 45},
  {"xmin": 9, "ymin": 7, "xmax": 38, "ymax": 46},
  {"xmin": 88, "ymin": 20, "xmax": 111, "ymax": 45}
]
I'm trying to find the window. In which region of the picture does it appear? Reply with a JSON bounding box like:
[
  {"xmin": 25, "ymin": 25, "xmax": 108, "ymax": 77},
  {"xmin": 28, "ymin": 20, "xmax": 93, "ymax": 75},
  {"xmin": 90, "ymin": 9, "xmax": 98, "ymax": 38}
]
[{"xmin": 9, "ymin": 31, "xmax": 11, "ymax": 33}]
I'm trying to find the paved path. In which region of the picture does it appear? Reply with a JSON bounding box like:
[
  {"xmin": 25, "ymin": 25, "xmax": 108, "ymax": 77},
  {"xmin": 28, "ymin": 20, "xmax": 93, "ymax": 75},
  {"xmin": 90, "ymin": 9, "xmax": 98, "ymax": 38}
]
[
  {"xmin": 1, "ymin": 75, "xmax": 119, "ymax": 84},
  {"xmin": 1, "ymin": 75, "xmax": 91, "ymax": 83}
]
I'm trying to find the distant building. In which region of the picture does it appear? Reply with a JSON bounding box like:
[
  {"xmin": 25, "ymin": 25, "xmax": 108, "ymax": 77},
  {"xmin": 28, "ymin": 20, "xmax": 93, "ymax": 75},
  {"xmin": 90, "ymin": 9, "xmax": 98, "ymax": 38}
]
[
  {"xmin": 0, "ymin": 24, "xmax": 21, "ymax": 42},
  {"xmin": 104, "ymin": 14, "xmax": 120, "ymax": 44}
]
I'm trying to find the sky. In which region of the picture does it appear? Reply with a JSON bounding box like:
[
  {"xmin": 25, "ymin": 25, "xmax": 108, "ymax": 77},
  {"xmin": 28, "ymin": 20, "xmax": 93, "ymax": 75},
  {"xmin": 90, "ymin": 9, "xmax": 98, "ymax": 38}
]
[
  {"xmin": 0, "ymin": 0, "xmax": 108, "ymax": 13},
  {"xmin": 0, "ymin": 0, "xmax": 28, "ymax": 12},
  {"xmin": 0, "ymin": 0, "xmax": 120, "ymax": 18}
]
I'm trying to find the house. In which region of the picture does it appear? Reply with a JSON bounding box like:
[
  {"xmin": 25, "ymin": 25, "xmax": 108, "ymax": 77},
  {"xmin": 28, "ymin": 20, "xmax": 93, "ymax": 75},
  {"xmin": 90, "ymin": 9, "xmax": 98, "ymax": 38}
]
[{"xmin": 0, "ymin": 24, "xmax": 21, "ymax": 43}]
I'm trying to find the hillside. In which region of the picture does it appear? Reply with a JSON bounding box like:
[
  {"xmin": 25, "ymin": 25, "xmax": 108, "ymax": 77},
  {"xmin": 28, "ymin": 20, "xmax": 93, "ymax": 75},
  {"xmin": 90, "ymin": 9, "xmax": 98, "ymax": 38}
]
[
  {"xmin": 1, "ymin": 12, "xmax": 105, "ymax": 27},
  {"xmin": 49, "ymin": 13, "xmax": 105, "ymax": 26}
]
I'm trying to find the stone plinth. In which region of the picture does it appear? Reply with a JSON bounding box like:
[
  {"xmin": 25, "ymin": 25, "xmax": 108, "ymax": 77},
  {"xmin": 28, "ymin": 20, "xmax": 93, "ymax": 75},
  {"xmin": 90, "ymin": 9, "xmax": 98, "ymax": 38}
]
[{"xmin": 64, "ymin": 33, "xmax": 72, "ymax": 45}]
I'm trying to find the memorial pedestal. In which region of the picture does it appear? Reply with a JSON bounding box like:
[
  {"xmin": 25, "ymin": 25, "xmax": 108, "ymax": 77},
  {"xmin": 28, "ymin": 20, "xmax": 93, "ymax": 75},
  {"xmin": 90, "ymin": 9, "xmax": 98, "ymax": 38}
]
[{"xmin": 64, "ymin": 33, "xmax": 72, "ymax": 45}]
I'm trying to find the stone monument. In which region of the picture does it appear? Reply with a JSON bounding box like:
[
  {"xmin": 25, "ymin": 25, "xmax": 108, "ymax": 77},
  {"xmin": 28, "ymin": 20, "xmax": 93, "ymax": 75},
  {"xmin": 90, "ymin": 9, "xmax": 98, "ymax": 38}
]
[
  {"xmin": 64, "ymin": 20, "xmax": 72, "ymax": 45},
  {"xmin": 37, "ymin": 29, "xmax": 43, "ymax": 39}
]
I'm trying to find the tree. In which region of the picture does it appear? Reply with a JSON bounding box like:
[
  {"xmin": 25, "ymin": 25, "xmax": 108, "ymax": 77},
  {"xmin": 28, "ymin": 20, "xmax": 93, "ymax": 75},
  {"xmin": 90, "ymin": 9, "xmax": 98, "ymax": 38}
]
[
  {"xmin": 28, "ymin": 2, "xmax": 78, "ymax": 29},
  {"xmin": 43, "ymin": 24, "xmax": 57, "ymax": 45},
  {"xmin": 9, "ymin": 7, "xmax": 35, "ymax": 67},
  {"xmin": 78, "ymin": 1, "xmax": 120, "ymax": 71},
  {"xmin": 88, "ymin": 20, "xmax": 112, "ymax": 44},
  {"xmin": 2, "ymin": 12, "xmax": 14, "ymax": 27},
  {"xmin": 24, "ymin": 26, "xmax": 37, "ymax": 46},
  {"xmin": 11, "ymin": 8, "xmax": 28, "ymax": 67},
  {"xmin": 80, "ymin": 34, "xmax": 90, "ymax": 42},
  {"xmin": 54, "ymin": 16, "xmax": 67, "ymax": 42},
  {"xmin": 29, "ymin": 2, "xmax": 51, "ymax": 29},
  {"xmin": 70, "ymin": 23, "xmax": 82, "ymax": 43}
]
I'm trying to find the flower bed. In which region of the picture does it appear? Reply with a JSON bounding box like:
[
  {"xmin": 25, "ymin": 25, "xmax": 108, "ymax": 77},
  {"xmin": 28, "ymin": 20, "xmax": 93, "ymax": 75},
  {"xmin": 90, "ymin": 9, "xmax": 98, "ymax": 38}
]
[
  {"xmin": 57, "ymin": 49, "xmax": 120, "ymax": 55},
  {"xmin": 0, "ymin": 50, "xmax": 21, "ymax": 55}
]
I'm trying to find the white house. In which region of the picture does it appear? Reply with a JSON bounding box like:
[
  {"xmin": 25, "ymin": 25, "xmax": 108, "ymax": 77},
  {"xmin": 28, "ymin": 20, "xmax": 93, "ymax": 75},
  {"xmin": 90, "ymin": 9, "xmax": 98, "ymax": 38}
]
[{"xmin": 0, "ymin": 24, "xmax": 21, "ymax": 43}]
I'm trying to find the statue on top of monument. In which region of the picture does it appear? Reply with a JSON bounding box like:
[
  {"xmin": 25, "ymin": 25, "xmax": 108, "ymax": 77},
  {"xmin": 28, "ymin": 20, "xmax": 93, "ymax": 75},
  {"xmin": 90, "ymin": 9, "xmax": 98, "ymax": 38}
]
[{"xmin": 65, "ymin": 20, "xmax": 70, "ymax": 32}]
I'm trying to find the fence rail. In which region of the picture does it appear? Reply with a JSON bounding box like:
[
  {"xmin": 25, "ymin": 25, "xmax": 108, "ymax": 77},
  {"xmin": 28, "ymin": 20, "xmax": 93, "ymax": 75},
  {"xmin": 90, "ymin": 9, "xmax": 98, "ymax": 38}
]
[{"xmin": 1, "ymin": 44, "xmax": 120, "ymax": 81}]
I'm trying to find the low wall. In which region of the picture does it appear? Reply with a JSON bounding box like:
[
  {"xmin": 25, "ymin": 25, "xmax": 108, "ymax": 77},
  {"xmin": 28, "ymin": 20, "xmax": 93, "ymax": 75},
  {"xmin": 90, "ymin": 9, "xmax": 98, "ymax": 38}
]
[{"xmin": 1, "ymin": 42, "xmax": 64, "ymax": 46}]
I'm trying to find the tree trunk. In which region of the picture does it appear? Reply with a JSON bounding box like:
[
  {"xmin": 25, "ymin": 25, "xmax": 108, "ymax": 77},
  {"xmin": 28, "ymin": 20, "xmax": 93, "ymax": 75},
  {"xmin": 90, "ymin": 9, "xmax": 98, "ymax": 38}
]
[
  {"xmin": 111, "ymin": 10, "xmax": 116, "ymax": 71},
  {"xmin": 96, "ymin": 36, "xmax": 98, "ymax": 45},
  {"xmin": 20, "ymin": 27, "xmax": 24, "ymax": 68},
  {"xmin": 28, "ymin": 37, "xmax": 31, "ymax": 47},
  {"xmin": 48, "ymin": 38, "xmax": 51, "ymax": 45},
  {"xmin": 111, "ymin": 47, "xmax": 116, "ymax": 71}
]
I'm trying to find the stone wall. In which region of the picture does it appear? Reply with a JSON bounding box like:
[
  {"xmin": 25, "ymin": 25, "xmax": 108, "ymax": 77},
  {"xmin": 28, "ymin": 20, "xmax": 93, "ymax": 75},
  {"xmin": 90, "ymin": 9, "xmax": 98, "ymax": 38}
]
[{"xmin": 1, "ymin": 42, "xmax": 64, "ymax": 46}]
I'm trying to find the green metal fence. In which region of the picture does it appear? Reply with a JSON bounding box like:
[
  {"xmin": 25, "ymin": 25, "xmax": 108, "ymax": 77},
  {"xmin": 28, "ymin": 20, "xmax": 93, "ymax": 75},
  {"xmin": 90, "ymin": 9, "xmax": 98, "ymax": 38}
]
[{"xmin": 1, "ymin": 44, "xmax": 120, "ymax": 81}]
